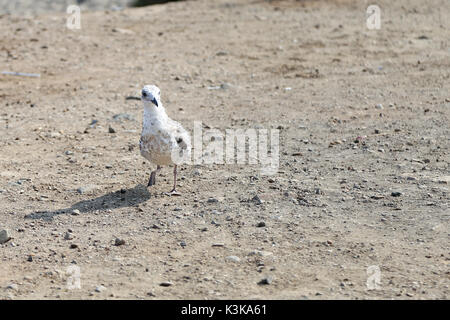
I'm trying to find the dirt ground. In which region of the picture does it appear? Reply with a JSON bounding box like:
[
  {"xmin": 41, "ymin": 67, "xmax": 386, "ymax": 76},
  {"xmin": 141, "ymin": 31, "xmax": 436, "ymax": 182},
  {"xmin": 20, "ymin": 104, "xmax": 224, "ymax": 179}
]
[{"xmin": 0, "ymin": 0, "xmax": 449, "ymax": 300}]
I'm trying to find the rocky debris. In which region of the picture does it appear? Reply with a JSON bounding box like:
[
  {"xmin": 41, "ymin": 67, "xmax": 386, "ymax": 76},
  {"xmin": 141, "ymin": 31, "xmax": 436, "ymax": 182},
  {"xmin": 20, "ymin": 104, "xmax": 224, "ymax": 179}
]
[
  {"xmin": 95, "ymin": 285, "xmax": 106, "ymax": 293},
  {"xmin": 256, "ymin": 222, "xmax": 266, "ymax": 228},
  {"xmin": 113, "ymin": 113, "xmax": 135, "ymax": 122},
  {"xmin": 70, "ymin": 244, "xmax": 78, "ymax": 249},
  {"xmin": 435, "ymin": 176, "xmax": 450, "ymax": 184},
  {"xmin": 71, "ymin": 209, "xmax": 80, "ymax": 216},
  {"xmin": 108, "ymin": 126, "xmax": 116, "ymax": 133},
  {"xmin": 64, "ymin": 232, "xmax": 73, "ymax": 240},
  {"xmin": 160, "ymin": 281, "xmax": 173, "ymax": 287},
  {"xmin": 207, "ymin": 83, "xmax": 233, "ymax": 90},
  {"xmin": 258, "ymin": 276, "xmax": 273, "ymax": 285},
  {"xmin": 6, "ymin": 283, "xmax": 19, "ymax": 291},
  {"xmin": 125, "ymin": 96, "xmax": 140, "ymax": 101},
  {"xmin": 114, "ymin": 238, "xmax": 126, "ymax": 246},
  {"xmin": 376, "ymin": 103, "xmax": 384, "ymax": 109},
  {"xmin": 76, "ymin": 185, "xmax": 99, "ymax": 195},
  {"xmin": 226, "ymin": 256, "xmax": 241, "ymax": 263},
  {"xmin": 112, "ymin": 28, "xmax": 134, "ymax": 35},
  {"xmin": 0, "ymin": 229, "xmax": 11, "ymax": 244},
  {"xmin": 391, "ymin": 191, "xmax": 402, "ymax": 197},
  {"xmin": 89, "ymin": 119, "xmax": 98, "ymax": 128},
  {"xmin": 252, "ymin": 195, "xmax": 263, "ymax": 205},
  {"xmin": 220, "ymin": 83, "xmax": 232, "ymax": 90},
  {"xmin": 212, "ymin": 243, "xmax": 225, "ymax": 247},
  {"xmin": 249, "ymin": 250, "xmax": 273, "ymax": 257}
]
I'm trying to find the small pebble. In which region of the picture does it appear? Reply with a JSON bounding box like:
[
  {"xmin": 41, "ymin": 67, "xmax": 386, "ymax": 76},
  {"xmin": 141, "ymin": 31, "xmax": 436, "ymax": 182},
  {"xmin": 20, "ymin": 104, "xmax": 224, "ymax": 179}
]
[
  {"xmin": 160, "ymin": 282, "xmax": 173, "ymax": 287},
  {"xmin": 258, "ymin": 276, "xmax": 273, "ymax": 285},
  {"xmin": 6, "ymin": 284, "xmax": 18, "ymax": 291},
  {"xmin": 226, "ymin": 256, "xmax": 241, "ymax": 263},
  {"xmin": 95, "ymin": 285, "xmax": 106, "ymax": 293},
  {"xmin": 64, "ymin": 232, "xmax": 73, "ymax": 240},
  {"xmin": 114, "ymin": 238, "xmax": 126, "ymax": 246},
  {"xmin": 252, "ymin": 195, "xmax": 263, "ymax": 205},
  {"xmin": 249, "ymin": 250, "xmax": 273, "ymax": 257},
  {"xmin": 212, "ymin": 243, "xmax": 225, "ymax": 247},
  {"xmin": 220, "ymin": 83, "xmax": 232, "ymax": 90},
  {"xmin": 0, "ymin": 229, "xmax": 11, "ymax": 244},
  {"xmin": 76, "ymin": 185, "xmax": 99, "ymax": 194},
  {"xmin": 207, "ymin": 197, "xmax": 219, "ymax": 203}
]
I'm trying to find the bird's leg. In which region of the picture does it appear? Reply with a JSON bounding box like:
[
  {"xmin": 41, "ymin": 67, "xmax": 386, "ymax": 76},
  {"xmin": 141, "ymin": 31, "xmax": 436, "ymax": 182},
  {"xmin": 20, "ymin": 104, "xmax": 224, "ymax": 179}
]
[
  {"xmin": 164, "ymin": 165, "xmax": 181, "ymax": 196},
  {"xmin": 147, "ymin": 165, "xmax": 161, "ymax": 187},
  {"xmin": 170, "ymin": 165, "xmax": 177, "ymax": 193}
]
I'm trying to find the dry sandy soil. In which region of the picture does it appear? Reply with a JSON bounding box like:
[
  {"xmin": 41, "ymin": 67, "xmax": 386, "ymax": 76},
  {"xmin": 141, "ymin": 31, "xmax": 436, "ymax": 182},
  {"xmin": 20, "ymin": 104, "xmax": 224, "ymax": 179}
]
[{"xmin": 0, "ymin": 0, "xmax": 449, "ymax": 300}]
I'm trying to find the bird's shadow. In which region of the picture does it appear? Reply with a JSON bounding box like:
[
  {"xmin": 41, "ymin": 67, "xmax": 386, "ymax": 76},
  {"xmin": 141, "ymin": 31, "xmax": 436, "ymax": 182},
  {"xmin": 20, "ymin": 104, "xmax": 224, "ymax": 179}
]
[{"xmin": 25, "ymin": 184, "xmax": 150, "ymax": 221}]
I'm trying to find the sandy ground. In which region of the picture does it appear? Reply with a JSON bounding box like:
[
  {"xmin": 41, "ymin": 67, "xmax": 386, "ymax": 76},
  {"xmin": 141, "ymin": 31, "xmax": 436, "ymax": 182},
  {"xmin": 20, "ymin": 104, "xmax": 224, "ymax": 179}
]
[
  {"xmin": 0, "ymin": 0, "xmax": 449, "ymax": 300},
  {"xmin": 0, "ymin": 0, "xmax": 133, "ymax": 15}
]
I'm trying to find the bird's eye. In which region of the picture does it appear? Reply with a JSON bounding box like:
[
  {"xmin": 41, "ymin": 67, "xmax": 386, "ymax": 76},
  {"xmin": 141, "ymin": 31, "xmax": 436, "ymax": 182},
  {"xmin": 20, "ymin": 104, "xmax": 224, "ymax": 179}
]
[{"xmin": 142, "ymin": 91, "xmax": 147, "ymax": 97}]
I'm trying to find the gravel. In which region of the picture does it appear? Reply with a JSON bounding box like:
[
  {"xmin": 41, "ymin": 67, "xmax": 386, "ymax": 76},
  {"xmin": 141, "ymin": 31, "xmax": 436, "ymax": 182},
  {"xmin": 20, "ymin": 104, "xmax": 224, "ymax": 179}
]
[
  {"xmin": 76, "ymin": 185, "xmax": 99, "ymax": 195},
  {"xmin": 95, "ymin": 285, "xmax": 107, "ymax": 293},
  {"xmin": 256, "ymin": 222, "xmax": 266, "ymax": 228},
  {"xmin": 226, "ymin": 256, "xmax": 241, "ymax": 263},
  {"xmin": 160, "ymin": 281, "xmax": 173, "ymax": 287},
  {"xmin": 0, "ymin": 229, "xmax": 11, "ymax": 244},
  {"xmin": 6, "ymin": 284, "xmax": 19, "ymax": 291},
  {"xmin": 114, "ymin": 238, "xmax": 126, "ymax": 246},
  {"xmin": 258, "ymin": 276, "xmax": 273, "ymax": 285}
]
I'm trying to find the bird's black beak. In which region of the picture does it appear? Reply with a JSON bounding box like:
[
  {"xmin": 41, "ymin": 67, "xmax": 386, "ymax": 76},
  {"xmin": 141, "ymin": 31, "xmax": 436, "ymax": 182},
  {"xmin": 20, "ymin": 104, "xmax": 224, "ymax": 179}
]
[{"xmin": 151, "ymin": 97, "xmax": 158, "ymax": 107}]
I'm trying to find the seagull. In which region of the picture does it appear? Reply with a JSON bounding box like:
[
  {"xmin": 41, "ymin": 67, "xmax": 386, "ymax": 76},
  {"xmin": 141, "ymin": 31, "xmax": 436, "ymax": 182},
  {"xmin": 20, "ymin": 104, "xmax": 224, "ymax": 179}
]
[{"xmin": 139, "ymin": 85, "xmax": 191, "ymax": 194}]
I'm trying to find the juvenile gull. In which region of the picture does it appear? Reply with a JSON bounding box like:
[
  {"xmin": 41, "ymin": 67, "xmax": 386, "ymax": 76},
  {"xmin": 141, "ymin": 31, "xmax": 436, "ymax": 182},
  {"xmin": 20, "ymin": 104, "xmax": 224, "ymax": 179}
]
[{"xmin": 139, "ymin": 85, "xmax": 191, "ymax": 193}]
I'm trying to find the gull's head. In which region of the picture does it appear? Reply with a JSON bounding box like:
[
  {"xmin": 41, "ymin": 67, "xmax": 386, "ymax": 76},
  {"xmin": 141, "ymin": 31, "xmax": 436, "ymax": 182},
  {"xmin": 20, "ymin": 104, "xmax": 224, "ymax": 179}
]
[{"xmin": 141, "ymin": 85, "xmax": 161, "ymax": 107}]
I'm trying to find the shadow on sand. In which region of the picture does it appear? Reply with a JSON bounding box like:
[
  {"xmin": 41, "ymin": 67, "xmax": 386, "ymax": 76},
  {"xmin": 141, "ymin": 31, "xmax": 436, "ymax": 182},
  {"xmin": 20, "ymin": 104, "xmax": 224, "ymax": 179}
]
[{"xmin": 25, "ymin": 184, "xmax": 150, "ymax": 221}]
